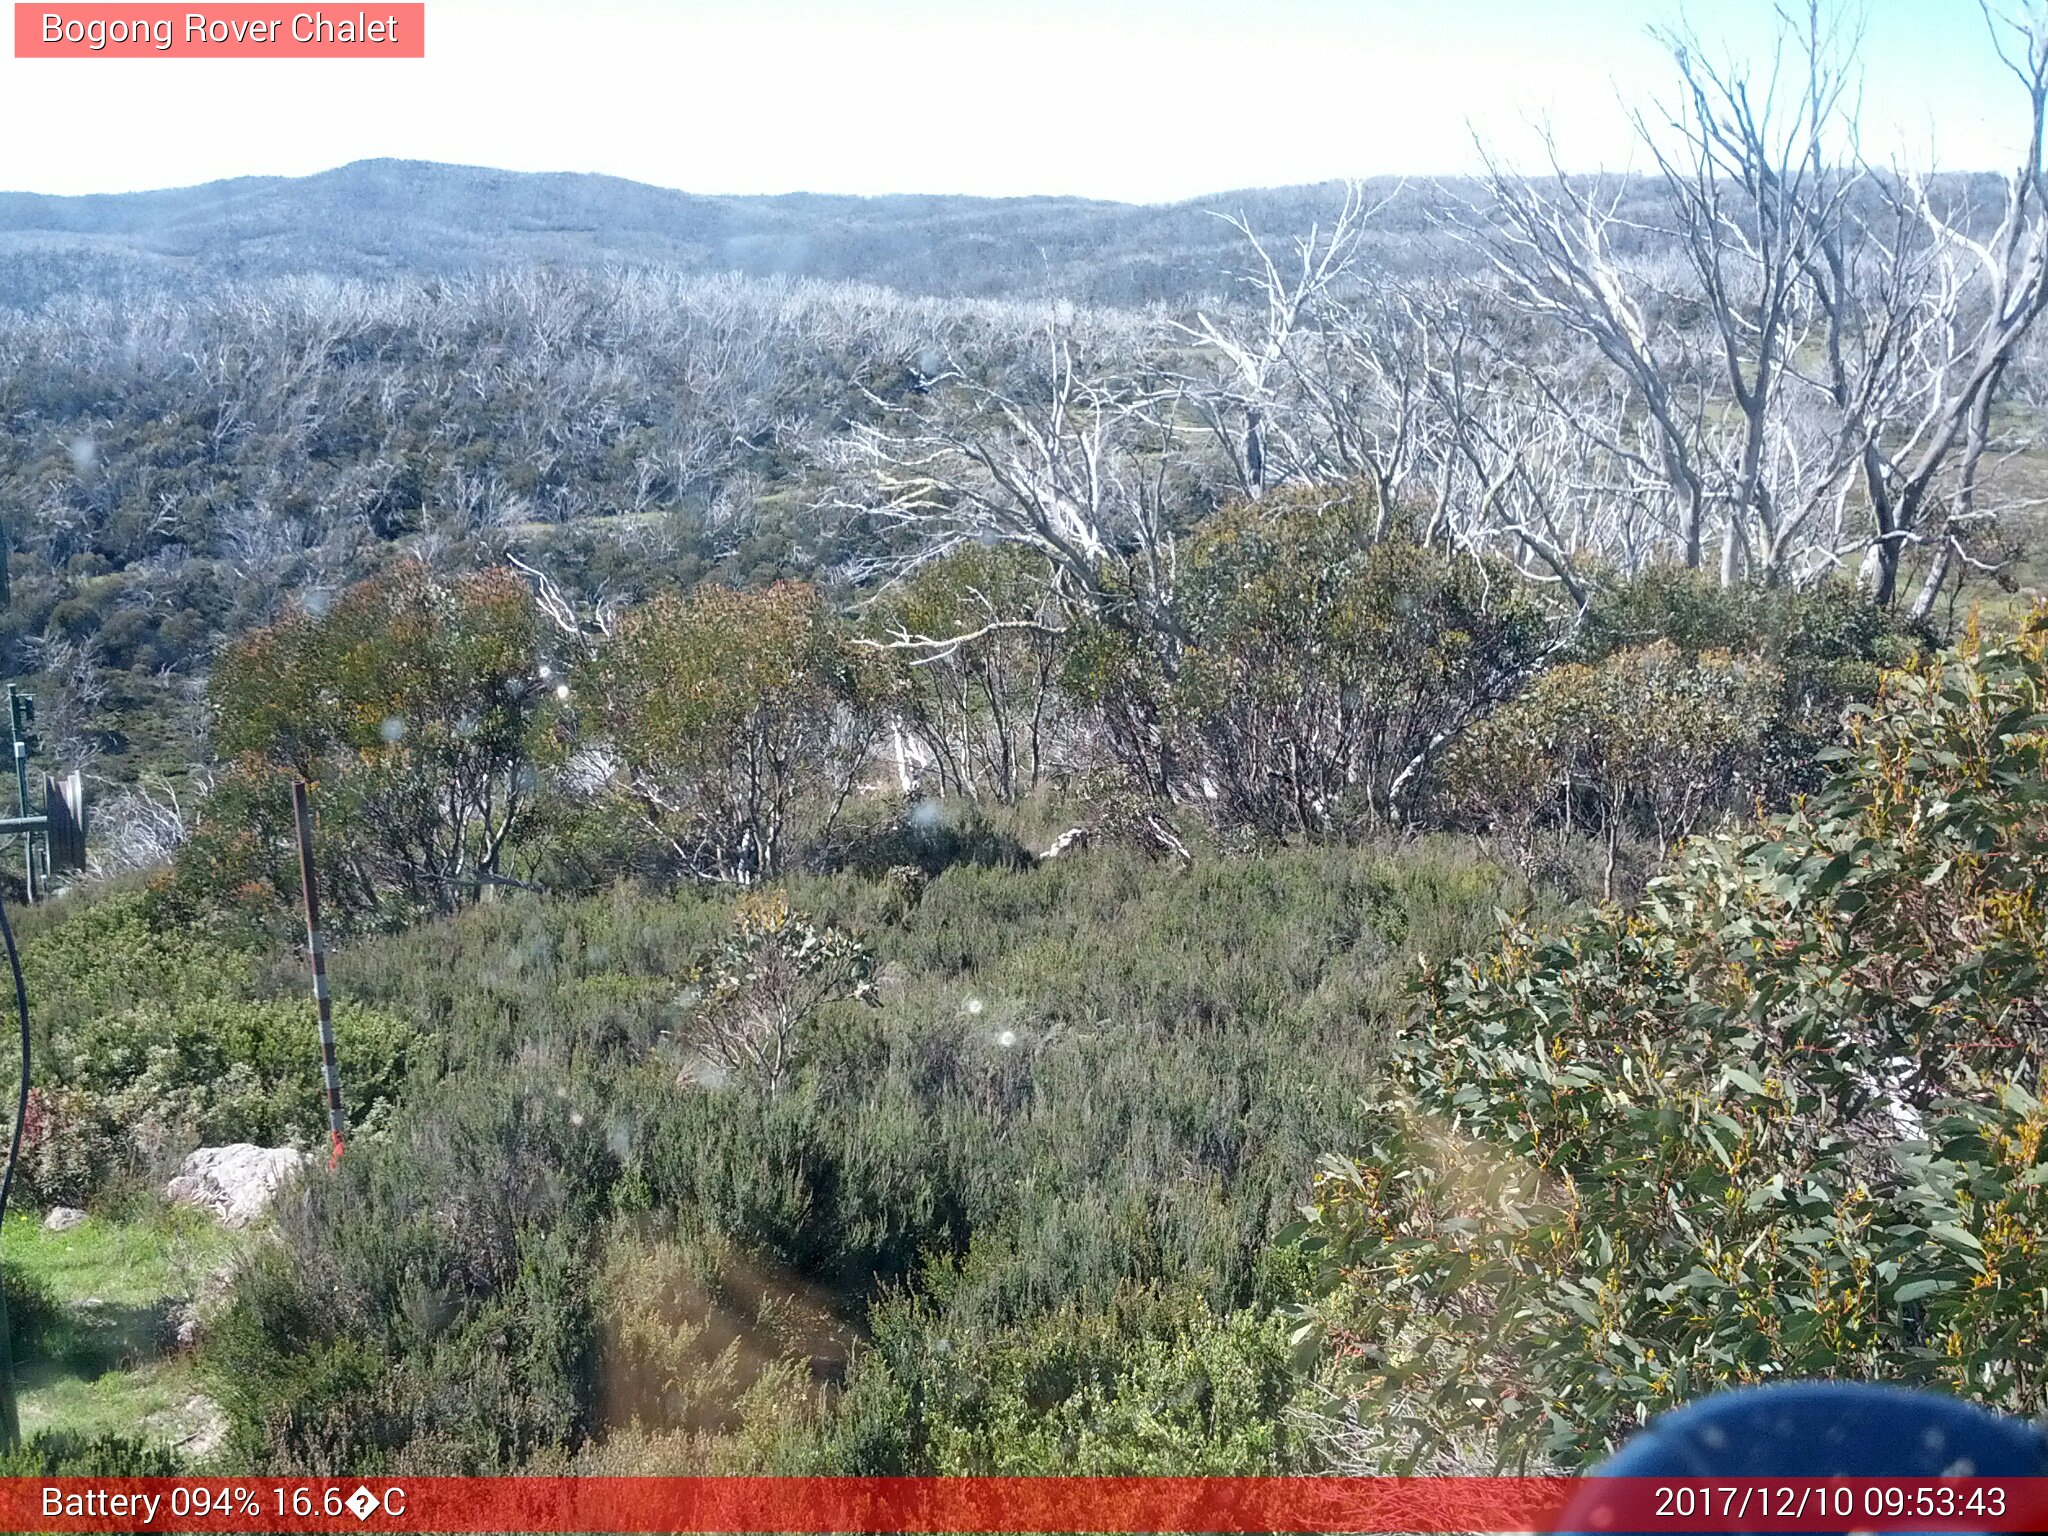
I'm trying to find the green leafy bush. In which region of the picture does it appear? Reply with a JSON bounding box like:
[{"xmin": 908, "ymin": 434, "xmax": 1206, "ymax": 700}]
[
  {"xmin": 1068, "ymin": 488, "xmax": 1550, "ymax": 834},
  {"xmin": 0, "ymin": 1430, "xmax": 179, "ymax": 1476},
  {"xmin": 685, "ymin": 892, "xmax": 876, "ymax": 1098},
  {"xmin": 65, "ymin": 997, "xmax": 415, "ymax": 1146},
  {"xmin": 590, "ymin": 582, "xmax": 879, "ymax": 884},
  {"xmin": 5, "ymin": 889, "xmax": 415, "ymax": 1207},
  {"xmin": 863, "ymin": 546, "xmax": 1070, "ymax": 804},
  {"xmin": 14, "ymin": 1086, "xmax": 127, "ymax": 1211},
  {"xmin": 1449, "ymin": 573, "xmax": 1933, "ymax": 882},
  {"xmin": 1449, "ymin": 641, "xmax": 1782, "ymax": 889},
  {"xmin": 173, "ymin": 565, "xmax": 558, "ymax": 927},
  {"xmin": 204, "ymin": 1061, "xmax": 614, "ymax": 1473},
  {"xmin": 1576, "ymin": 570, "xmax": 1930, "ymax": 796},
  {"xmin": 1291, "ymin": 612, "xmax": 2048, "ymax": 1470},
  {"xmin": 21, "ymin": 889, "xmax": 251, "ymax": 1036}
]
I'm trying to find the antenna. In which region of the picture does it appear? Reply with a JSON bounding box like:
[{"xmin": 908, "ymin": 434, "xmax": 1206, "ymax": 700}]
[{"xmin": 0, "ymin": 779, "xmax": 89, "ymax": 883}]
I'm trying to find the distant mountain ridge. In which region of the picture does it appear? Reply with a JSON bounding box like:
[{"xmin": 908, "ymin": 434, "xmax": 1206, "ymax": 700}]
[{"xmin": 0, "ymin": 158, "xmax": 1441, "ymax": 308}]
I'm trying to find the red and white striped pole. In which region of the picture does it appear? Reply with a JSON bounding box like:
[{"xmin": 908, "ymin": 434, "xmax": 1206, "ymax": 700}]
[{"xmin": 291, "ymin": 781, "xmax": 347, "ymax": 1168}]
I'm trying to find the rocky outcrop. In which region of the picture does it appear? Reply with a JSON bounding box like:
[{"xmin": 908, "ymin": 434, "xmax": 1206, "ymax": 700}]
[{"xmin": 165, "ymin": 1144, "xmax": 307, "ymax": 1227}]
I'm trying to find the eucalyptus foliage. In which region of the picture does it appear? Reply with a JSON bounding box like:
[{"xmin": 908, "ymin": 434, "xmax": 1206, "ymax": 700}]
[
  {"xmin": 1291, "ymin": 613, "xmax": 2048, "ymax": 1468},
  {"xmin": 1066, "ymin": 488, "xmax": 1550, "ymax": 832},
  {"xmin": 180, "ymin": 564, "xmax": 556, "ymax": 924},
  {"xmin": 591, "ymin": 582, "xmax": 878, "ymax": 884}
]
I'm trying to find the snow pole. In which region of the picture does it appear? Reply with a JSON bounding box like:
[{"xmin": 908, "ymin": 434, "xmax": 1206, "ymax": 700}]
[{"xmin": 291, "ymin": 781, "xmax": 347, "ymax": 1168}]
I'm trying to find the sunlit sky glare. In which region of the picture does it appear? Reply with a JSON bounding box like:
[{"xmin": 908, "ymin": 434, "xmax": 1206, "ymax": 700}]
[{"xmin": 0, "ymin": 0, "xmax": 2028, "ymax": 201}]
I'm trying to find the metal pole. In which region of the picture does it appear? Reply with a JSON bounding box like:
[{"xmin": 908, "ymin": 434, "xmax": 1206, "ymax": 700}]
[
  {"xmin": 10, "ymin": 751, "xmax": 24, "ymax": 909},
  {"xmin": 7, "ymin": 689, "xmax": 29, "ymax": 908},
  {"xmin": 291, "ymin": 782, "xmax": 347, "ymax": 1168}
]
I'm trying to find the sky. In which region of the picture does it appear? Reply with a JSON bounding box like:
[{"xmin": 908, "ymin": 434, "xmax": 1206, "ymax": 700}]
[{"xmin": 0, "ymin": 0, "xmax": 2029, "ymax": 201}]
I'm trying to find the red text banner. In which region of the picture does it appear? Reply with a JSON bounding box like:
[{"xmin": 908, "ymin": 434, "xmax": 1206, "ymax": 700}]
[
  {"xmin": 14, "ymin": 5, "xmax": 424, "ymax": 57},
  {"xmin": 5, "ymin": 1476, "xmax": 2048, "ymax": 1533}
]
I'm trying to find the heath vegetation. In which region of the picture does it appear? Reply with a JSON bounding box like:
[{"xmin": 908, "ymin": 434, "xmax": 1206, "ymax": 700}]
[{"xmin": 4, "ymin": 0, "xmax": 2048, "ymax": 1479}]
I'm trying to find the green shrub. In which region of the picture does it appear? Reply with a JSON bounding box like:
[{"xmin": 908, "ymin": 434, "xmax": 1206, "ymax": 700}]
[
  {"xmin": 60, "ymin": 997, "xmax": 416, "ymax": 1155},
  {"xmin": 590, "ymin": 582, "xmax": 879, "ymax": 884},
  {"xmin": 816, "ymin": 799, "xmax": 1034, "ymax": 883},
  {"xmin": 685, "ymin": 893, "xmax": 876, "ymax": 1098},
  {"xmin": 821, "ymin": 1281, "xmax": 1305, "ymax": 1474},
  {"xmin": 20, "ymin": 889, "xmax": 251, "ymax": 1037},
  {"xmin": 13, "ymin": 1086, "xmax": 125, "ymax": 1211},
  {"xmin": 863, "ymin": 545, "xmax": 1071, "ymax": 805},
  {"xmin": 1449, "ymin": 574, "xmax": 1935, "ymax": 879},
  {"xmin": 0, "ymin": 1430, "xmax": 179, "ymax": 1476},
  {"xmin": 177, "ymin": 565, "xmax": 558, "ymax": 927},
  {"xmin": 204, "ymin": 1062, "xmax": 613, "ymax": 1473},
  {"xmin": 1576, "ymin": 569, "xmax": 1932, "ymax": 799},
  {"xmin": 207, "ymin": 840, "xmax": 1526, "ymax": 1473},
  {"xmin": 1068, "ymin": 489, "xmax": 1550, "ymax": 833},
  {"xmin": 4, "ymin": 890, "xmax": 410, "ymax": 1206},
  {"xmin": 1291, "ymin": 610, "xmax": 2048, "ymax": 1470},
  {"xmin": 1448, "ymin": 641, "xmax": 1782, "ymax": 889}
]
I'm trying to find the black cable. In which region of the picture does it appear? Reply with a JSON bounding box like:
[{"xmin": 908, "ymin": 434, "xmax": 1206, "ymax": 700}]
[
  {"xmin": 0, "ymin": 888, "xmax": 26, "ymax": 1451},
  {"xmin": 0, "ymin": 889, "xmax": 26, "ymax": 1232}
]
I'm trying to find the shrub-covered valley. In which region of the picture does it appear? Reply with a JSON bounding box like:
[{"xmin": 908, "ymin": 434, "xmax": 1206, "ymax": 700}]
[{"xmin": 4, "ymin": 3, "xmax": 2048, "ymax": 1481}]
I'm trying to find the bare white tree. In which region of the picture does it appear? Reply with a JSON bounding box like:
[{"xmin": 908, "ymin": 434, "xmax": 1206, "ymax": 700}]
[
  {"xmin": 504, "ymin": 549, "xmax": 622, "ymax": 647},
  {"xmin": 1447, "ymin": 1, "xmax": 2048, "ymax": 607},
  {"xmin": 88, "ymin": 768, "xmax": 210, "ymax": 878},
  {"xmin": 1881, "ymin": 4, "xmax": 2048, "ymax": 614},
  {"xmin": 1175, "ymin": 182, "xmax": 1404, "ymax": 502},
  {"xmin": 839, "ymin": 317, "xmax": 1194, "ymax": 640}
]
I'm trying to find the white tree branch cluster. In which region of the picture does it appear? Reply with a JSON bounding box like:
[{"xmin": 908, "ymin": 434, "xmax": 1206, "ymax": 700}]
[{"xmin": 840, "ymin": 3, "xmax": 2048, "ymax": 625}]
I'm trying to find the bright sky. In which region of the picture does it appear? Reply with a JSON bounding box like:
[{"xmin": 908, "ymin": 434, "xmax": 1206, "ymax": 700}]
[{"xmin": 0, "ymin": 0, "xmax": 2027, "ymax": 200}]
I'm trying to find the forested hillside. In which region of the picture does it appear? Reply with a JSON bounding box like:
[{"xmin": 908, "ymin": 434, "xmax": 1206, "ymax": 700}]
[
  {"xmin": 5, "ymin": 0, "xmax": 2048, "ymax": 1483},
  {"xmin": 0, "ymin": 161, "xmax": 1452, "ymax": 307}
]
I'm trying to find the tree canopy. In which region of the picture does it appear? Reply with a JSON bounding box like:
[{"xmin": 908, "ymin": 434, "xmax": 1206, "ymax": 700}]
[{"xmin": 180, "ymin": 564, "xmax": 554, "ymax": 923}]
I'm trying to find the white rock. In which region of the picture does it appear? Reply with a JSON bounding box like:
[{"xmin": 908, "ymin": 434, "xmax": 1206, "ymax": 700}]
[
  {"xmin": 177, "ymin": 1396, "xmax": 229, "ymax": 1459},
  {"xmin": 140, "ymin": 1393, "xmax": 228, "ymax": 1459},
  {"xmin": 165, "ymin": 1144, "xmax": 308, "ymax": 1228},
  {"xmin": 1038, "ymin": 825, "xmax": 1090, "ymax": 860},
  {"xmin": 42, "ymin": 1206, "xmax": 86, "ymax": 1231}
]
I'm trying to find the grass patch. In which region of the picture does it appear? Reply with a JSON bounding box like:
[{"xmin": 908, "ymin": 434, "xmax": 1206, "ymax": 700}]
[
  {"xmin": 1, "ymin": 1209, "xmax": 242, "ymax": 1311},
  {"xmin": 0, "ymin": 1208, "xmax": 245, "ymax": 1461},
  {"xmin": 18, "ymin": 1352, "xmax": 219, "ymax": 1450}
]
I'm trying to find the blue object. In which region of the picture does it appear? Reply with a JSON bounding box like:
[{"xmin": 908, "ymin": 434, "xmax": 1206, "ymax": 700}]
[{"xmin": 1553, "ymin": 1381, "xmax": 2048, "ymax": 1535}]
